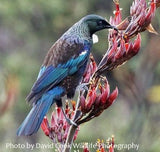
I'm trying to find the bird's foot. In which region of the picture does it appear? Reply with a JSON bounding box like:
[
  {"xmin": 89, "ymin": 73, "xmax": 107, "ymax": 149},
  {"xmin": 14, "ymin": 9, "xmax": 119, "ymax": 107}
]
[
  {"xmin": 77, "ymin": 82, "xmax": 90, "ymax": 91},
  {"xmin": 66, "ymin": 118, "xmax": 78, "ymax": 127},
  {"xmin": 61, "ymin": 107, "xmax": 77, "ymax": 127}
]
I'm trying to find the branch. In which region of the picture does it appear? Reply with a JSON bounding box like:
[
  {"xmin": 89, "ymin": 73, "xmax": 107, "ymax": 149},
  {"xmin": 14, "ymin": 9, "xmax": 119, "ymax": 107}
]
[{"xmin": 62, "ymin": 92, "xmax": 82, "ymax": 152}]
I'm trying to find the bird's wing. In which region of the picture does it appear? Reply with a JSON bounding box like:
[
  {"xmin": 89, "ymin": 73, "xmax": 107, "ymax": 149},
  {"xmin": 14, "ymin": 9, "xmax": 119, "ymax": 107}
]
[{"xmin": 27, "ymin": 39, "xmax": 91, "ymax": 103}]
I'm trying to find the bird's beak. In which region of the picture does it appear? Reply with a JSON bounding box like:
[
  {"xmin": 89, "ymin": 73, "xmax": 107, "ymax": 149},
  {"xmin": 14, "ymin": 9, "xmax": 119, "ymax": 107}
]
[
  {"xmin": 107, "ymin": 25, "xmax": 118, "ymax": 32},
  {"xmin": 111, "ymin": 26, "xmax": 118, "ymax": 32}
]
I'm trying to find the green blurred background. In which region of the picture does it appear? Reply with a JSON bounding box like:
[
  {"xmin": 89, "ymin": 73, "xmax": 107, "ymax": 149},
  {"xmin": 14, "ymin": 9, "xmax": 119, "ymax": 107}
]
[{"xmin": 0, "ymin": 0, "xmax": 160, "ymax": 151}]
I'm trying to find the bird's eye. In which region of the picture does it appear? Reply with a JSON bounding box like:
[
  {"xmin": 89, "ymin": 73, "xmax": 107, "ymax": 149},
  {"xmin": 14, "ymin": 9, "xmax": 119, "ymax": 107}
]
[{"xmin": 97, "ymin": 20, "xmax": 103, "ymax": 26}]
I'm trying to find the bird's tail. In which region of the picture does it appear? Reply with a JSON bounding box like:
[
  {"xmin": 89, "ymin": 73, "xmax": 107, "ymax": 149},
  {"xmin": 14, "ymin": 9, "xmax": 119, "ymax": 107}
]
[{"xmin": 17, "ymin": 87, "xmax": 64, "ymax": 136}]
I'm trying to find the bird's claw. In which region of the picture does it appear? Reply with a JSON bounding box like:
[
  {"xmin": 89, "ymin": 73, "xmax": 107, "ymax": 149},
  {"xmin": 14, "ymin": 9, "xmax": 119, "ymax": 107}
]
[
  {"xmin": 67, "ymin": 119, "xmax": 78, "ymax": 127},
  {"xmin": 61, "ymin": 107, "xmax": 78, "ymax": 127},
  {"xmin": 77, "ymin": 83, "xmax": 90, "ymax": 91}
]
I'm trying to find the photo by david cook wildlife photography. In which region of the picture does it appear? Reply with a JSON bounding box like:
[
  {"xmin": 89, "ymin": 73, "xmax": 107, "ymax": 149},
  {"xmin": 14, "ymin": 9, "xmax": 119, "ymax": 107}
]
[{"xmin": 0, "ymin": 0, "xmax": 160, "ymax": 152}]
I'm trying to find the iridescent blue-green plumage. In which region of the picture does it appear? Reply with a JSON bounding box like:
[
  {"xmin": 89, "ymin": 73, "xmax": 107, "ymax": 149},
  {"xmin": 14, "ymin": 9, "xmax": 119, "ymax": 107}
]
[{"xmin": 17, "ymin": 14, "xmax": 114, "ymax": 136}]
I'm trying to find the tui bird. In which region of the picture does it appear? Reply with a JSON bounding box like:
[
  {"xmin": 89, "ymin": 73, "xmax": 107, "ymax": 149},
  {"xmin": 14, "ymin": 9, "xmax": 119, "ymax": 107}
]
[{"xmin": 17, "ymin": 14, "xmax": 116, "ymax": 136}]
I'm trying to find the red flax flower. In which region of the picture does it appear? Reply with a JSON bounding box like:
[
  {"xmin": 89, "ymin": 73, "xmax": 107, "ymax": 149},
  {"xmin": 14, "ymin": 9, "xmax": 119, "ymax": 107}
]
[
  {"xmin": 83, "ymin": 143, "xmax": 90, "ymax": 152},
  {"xmin": 79, "ymin": 79, "xmax": 118, "ymax": 123},
  {"xmin": 83, "ymin": 136, "xmax": 115, "ymax": 152},
  {"xmin": 41, "ymin": 101, "xmax": 79, "ymax": 144},
  {"xmin": 0, "ymin": 75, "xmax": 19, "ymax": 116},
  {"xmin": 125, "ymin": 0, "xmax": 156, "ymax": 37},
  {"xmin": 75, "ymin": 58, "xmax": 118, "ymax": 125},
  {"xmin": 96, "ymin": 0, "xmax": 157, "ymax": 75}
]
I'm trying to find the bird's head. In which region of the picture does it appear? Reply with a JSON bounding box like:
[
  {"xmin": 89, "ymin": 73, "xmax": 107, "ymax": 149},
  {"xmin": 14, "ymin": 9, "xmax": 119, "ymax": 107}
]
[{"xmin": 82, "ymin": 14, "xmax": 117, "ymax": 36}]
